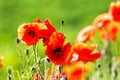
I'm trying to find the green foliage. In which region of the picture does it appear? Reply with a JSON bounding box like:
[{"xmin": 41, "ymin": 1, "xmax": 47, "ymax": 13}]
[{"xmin": 0, "ymin": 0, "xmax": 117, "ymax": 80}]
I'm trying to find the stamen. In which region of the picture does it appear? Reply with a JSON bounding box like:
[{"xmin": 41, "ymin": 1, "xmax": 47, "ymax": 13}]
[
  {"xmin": 53, "ymin": 47, "xmax": 62, "ymax": 53},
  {"xmin": 117, "ymin": 11, "xmax": 120, "ymax": 15},
  {"xmin": 28, "ymin": 31, "xmax": 35, "ymax": 38}
]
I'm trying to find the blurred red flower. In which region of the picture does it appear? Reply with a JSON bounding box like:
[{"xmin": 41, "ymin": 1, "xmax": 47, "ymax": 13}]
[
  {"xmin": 92, "ymin": 13, "xmax": 111, "ymax": 30},
  {"xmin": 18, "ymin": 19, "xmax": 47, "ymax": 46},
  {"xmin": 93, "ymin": 13, "xmax": 120, "ymax": 42},
  {"xmin": 109, "ymin": 1, "xmax": 120, "ymax": 22},
  {"xmin": 69, "ymin": 42, "xmax": 101, "ymax": 63},
  {"xmin": 0, "ymin": 56, "xmax": 3, "ymax": 68},
  {"xmin": 76, "ymin": 26, "xmax": 96, "ymax": 43},
  {"xmin": 32, "ymin": 73, "xmax": 39, "ymax": 80},
  {"xmin": 64, "ymin": 61, "xmax": 90, "ymax": 80},
  {"xmin": 118, "ymin": 56, "xmax": 120, "ymax": 62},
  {"xmin": 45, "ymin": 32, "xmax": 71, "ymax": 65}
]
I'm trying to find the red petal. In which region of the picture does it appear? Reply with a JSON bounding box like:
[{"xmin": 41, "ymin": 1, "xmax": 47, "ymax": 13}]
[
  {"xmin": 89, "ymin": 52, "xmax": 102, "ymax": 62},
  {"xmin": 63, "ymin": 42, "xmax": 72, "ymax": 65},
  {"xmin": 34, "ymin": 18, "xmax": 41, "ymax": 23}
]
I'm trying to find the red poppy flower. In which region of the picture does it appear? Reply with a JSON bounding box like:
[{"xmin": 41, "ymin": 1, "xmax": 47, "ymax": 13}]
[
  {"xmin": 40, "ymin": 19, "xmax": 56, "ymax": 46},
  {"xmin": 103, "ymin": 21, "xmax": 119, "ymax": 42},
  {"xmin": 45, "ymin": 32, "xmax": 71, "ymax": 65},
  {"xmin": 92, "ymin": 13, "xmax": 111, "ymax": 30},
  {"xmin": 18, "ymin": 19, "xmax": 47, "ymax": 46},
  {"xmin": 64, "ymin": 61, "xmax": 90, "ymax": 80},
  {"xmin": 92, "ymin": 13, "xmax": 120, "ymax": 42},
  {"xmin": 109, "ymin": 1, "xmax": 120, "ymax": 22},
  {"xmin": 100, "ymin": 21, "xmax": 119, "ymax": 42},
  {"xmin": 76, "ymin": 26, "xmax": 96, "ymax": 43},
  {"xmin": 69, "ymin": 42, "xmax": 101, "ymax": 63}
]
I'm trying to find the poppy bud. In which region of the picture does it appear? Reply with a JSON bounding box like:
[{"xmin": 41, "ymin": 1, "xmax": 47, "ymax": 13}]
[
  {"xmin": 45, "ymin": 57, "xmax": 50, "ymax": 63},
  {"xmin": 16, "ymin": 38, "xmax": 20, "ymax": 44},
  {"xmin": 61, "ymin": 20, "xmax": 64, "ymax": 25},
  {"xmin": 7, "ymin": 67, "xmax": 13, "ymax": 80},
  {"xmin": 98, "ymin": 64, "xmax": 101, "ymax": 69},
  {"xmin": 114, "ymin": 69, "xmax": 117, "ymax": 80},
  {"xmin": 31, "ymin": 66, "xmax": 36, "ymax": 72},
  {"xmin": 61, "ymin": 20, "xmax": 64, "ymax": 32},
  {"xmin": 22, "ymin": 71, "xmax": 24, "ymax": 74},
  {"xmin": 25, "ymin": 49, "xmax": 29, "ymax": 55},
  {"xmin": 38, "ymin": 59, "xmax": 42, "ymax": 67}
]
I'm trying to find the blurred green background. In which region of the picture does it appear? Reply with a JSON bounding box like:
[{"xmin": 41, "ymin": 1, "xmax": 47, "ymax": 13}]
[{"xmin": 0, "ymin": 0, "xmax": 116, "ymax": 79}]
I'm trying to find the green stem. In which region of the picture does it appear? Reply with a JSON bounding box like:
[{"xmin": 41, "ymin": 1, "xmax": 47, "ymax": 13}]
[
  {"xmin": 104, "ymin": 33, "xmax": 114, "ymax": 80},
  {"xmin": 33, "ymin": 45, "xmax": 37, "ymax": 64},
  {"xmin": 58, "ymin": 65, "xmax": 63, "ymax": 80},
  {"xmin": 37, "ymin": 59, "xmax": 44, "ymax": 80},
  {"xmin": 17, "ymin": 44, "xmax": 24, "ymax": 74},
  {"xmin": 97, "ymin": 65, "xmax": 100, "ymax": 80},
  {"xmin": 51, "ymin": 64, "xmax": 55, "ymax": 78},
  {"xmin": 33, "ymin": 45, "xmax": 44, "ymax": 80},
  {"xmin": 61, "ymin": 20, "xmax": 64, "ymax": 32},
  {"xmin": 44, "ymin": 59, "xmax": 47, "ymax": 80}
]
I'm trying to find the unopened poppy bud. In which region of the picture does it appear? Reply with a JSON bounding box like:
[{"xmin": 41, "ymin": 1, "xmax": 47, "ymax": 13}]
[
  {"xmin": 16, "ymin": 38, "xmax": 20, "ymax": 44},
  {"xmin": 98, "ymin": 64, "xmax": 101, "ymax": 68},
  {"xmin": 45, "ymin": 57, "xmax": 50, "ymax": 63},
  {"xmin": 7, "ymin": 67, "xmax": 12, "ymax": 74},
  {"xmin": 25, "ymin": 49, "xmax": 29, "ymax": 55},
  {"xmin": 22, "ymin": 71, "xmax": 24, "ymax": 74},
  {"xmin": 61, "ymin": 20, "xmax": 64, "ymax": 32},
  {"xmin": 115, "ymin": 69, "xmax": 118, "ymax": 80},
  {"xmin": 22, "ymin": 71, "xmax": 27, "ymax": 78},
  {"xmin": 109, "ymin": 62, "xmax": 112, "ymax": 69},
  {"xmin": 8, "ymin": 75, "xmax": 12, "ymax": 80},
  {"xmin": 38, "ymin": 60, "xmax": 42, "ymax": 66},
  {"xmin": 31, "ymin": 66, "xmax": 36, "ymax": 72},
  {"xmin": 7, "ymin": 67, "xmax": 13, "ymax": 80},
  {"xmin": 61, "ymin": 20, "xmax": 64, "ymax": 25}
]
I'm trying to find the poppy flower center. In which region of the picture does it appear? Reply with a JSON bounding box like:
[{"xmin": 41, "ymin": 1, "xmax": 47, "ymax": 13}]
[
  {"xmin": 117, "ymin": 11, "xmax": 120, "ymax": 15},
  {"xmin": 53, "ymin": 47, "xmax": 62, "ymax": 53},
  {"xmin": 28, "ymin": 31, "xmax": 35, "ymax": 38}
]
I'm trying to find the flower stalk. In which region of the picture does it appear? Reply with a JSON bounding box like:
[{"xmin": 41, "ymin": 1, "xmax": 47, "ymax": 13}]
[{"xmin": 61, "ymin": 20, "xmax": 64, "ymax": 32}]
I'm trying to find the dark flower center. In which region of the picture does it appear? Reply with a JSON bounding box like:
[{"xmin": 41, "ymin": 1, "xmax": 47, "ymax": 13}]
[
  {"xmin": 28, "ymin": 31, "xmax": 35, "ymax": 38},
  {"xmin": 117, "ymin": 11, "xmax": 120, "ymax": 15},
  {"xmin": 53, "ymin": 47, "xmax": 62, "ymax": 53}
]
